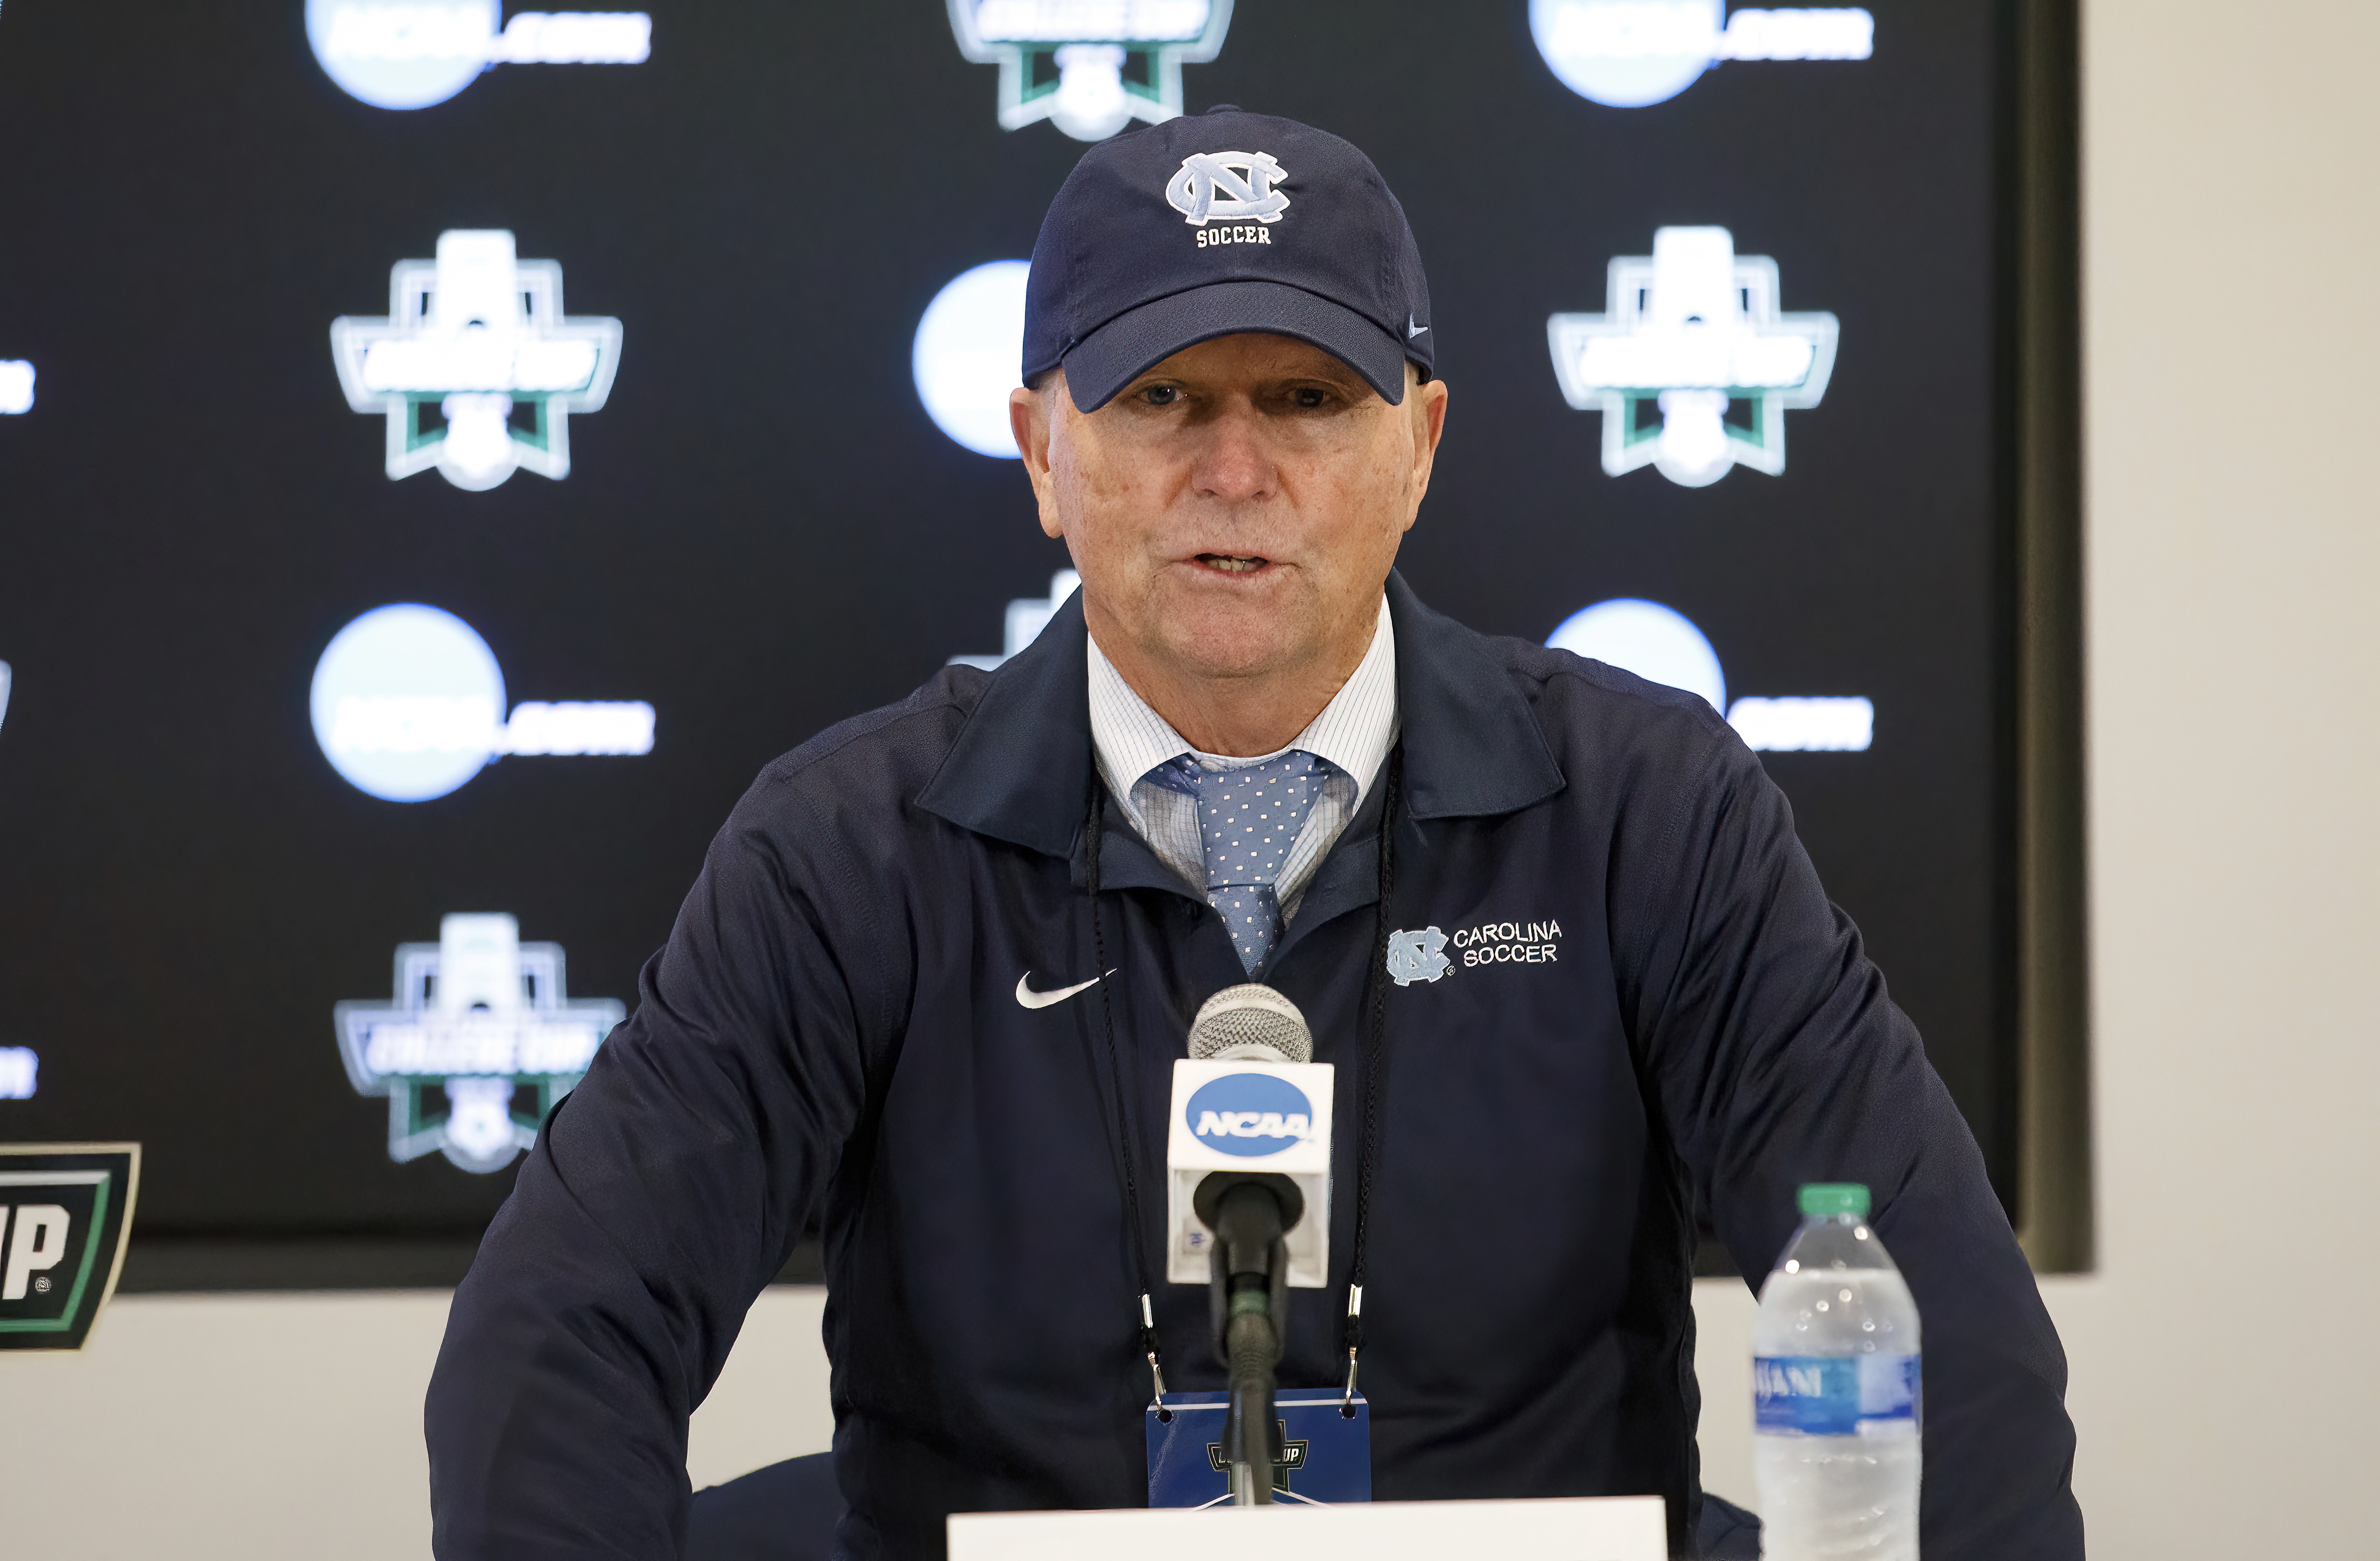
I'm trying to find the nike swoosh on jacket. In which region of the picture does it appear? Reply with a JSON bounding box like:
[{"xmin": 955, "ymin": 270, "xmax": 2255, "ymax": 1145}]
[{"xmin": 1014, "ymin": 972, "xmax": 1104, "ymax": 1008}]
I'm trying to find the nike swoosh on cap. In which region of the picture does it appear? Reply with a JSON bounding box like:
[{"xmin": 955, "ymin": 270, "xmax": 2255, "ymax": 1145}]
[
  {"xmin": 1407, "ymin": 315, "xmax": 1429, "ymax": 338},
  {"xmin": 1015, "ymin": 971, "xmax": 1112, "ymax": 1010}
]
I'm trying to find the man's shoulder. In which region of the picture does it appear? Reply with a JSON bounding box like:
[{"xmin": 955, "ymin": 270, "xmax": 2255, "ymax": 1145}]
[
  {"xmin": 1463, "ymin": 622, "xmax": 1744, "ymax": 770},
  {"xmin": 734, "ymin": 664, "xmax": 992, "ymax": 826}
]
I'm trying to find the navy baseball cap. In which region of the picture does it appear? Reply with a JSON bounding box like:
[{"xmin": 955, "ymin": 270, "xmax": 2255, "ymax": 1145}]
[{"xmin": 1023, "ymin": 107, "xmax": 1434, "ymax": 411}]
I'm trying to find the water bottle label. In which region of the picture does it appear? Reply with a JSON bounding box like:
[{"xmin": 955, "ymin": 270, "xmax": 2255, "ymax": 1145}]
[{"xmin": 1754, "ymin": 1354, "xmax": 1920, "ymax": 1436}]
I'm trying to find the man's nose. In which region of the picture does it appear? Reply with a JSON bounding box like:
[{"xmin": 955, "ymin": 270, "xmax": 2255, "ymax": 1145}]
[{"xmin": 1189, "ymin": 407, "xmax": 1276, "ymax": 505}]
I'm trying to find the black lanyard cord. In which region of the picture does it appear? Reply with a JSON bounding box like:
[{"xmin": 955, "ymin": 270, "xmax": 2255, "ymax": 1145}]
[
  {"xmin": 1344, "ymin": 746, "xmax": 1401, "ymax": 1408},
  {"xmin": 1082, "ymin": 746, "xmax": 1404, "ymax": 1415},
  {"xmin": 1084, "ymin": 772, "xmax": 1169, "ymax": 1405}
]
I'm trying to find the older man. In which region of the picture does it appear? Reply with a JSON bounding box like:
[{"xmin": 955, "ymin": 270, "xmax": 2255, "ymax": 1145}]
[{"xmin": 428, "ymin": 110, "xmax": 2081, "ymax": 1559}]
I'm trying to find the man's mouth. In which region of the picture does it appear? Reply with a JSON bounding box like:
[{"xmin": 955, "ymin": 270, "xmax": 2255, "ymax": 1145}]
[{"xmin": 1195, "ymin": 554, "xmax": 1269, "ymax": 574}]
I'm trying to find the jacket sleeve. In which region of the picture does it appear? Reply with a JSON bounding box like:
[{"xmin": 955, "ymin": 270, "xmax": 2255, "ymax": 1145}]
[
  {"xmin": 426, "ymin": 786, "xmax": 884, "ymax": 1559},
  {"xmin": 1612, "ymin": 723, "xmax": 2084, "ymax": 1559}
]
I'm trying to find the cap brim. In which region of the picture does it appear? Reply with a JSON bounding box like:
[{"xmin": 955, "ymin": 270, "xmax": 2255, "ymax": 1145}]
[{"xmin": 1059, "ymin": 280, "xmax": 1411, "ymax": 412}]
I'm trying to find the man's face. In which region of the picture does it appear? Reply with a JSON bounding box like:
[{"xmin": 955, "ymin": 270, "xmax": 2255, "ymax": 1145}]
[{"xmin": 1011, "ymin": 333, "xmax": 1448, "ymax": 691}]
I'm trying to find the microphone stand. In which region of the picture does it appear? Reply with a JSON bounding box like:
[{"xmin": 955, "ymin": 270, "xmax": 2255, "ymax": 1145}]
[{"xmin": 1196, "ymin": 1174, "xmax": 1303, "ymax": 1507}]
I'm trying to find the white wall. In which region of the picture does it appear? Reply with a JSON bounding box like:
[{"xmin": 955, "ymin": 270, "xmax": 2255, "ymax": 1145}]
[
  {"xmin": 2047, "ymin": 0, "xmax": 2380, "ymax": 1549},
  {"xmin": 0, "ymin": 1287, "xmax": 835, "ymax": 1560},
  {"xmin": 1711, "ymin": 6, "xmax": 2380, "ymax": 1540},
  {"xmin": 7, "ymin": 2, "xmax": 2378, "ymax": 1554}
]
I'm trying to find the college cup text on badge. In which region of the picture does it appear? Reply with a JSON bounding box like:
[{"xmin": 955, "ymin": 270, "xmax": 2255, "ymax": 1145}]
[
  {"xmin": 335, "ymin": 914, "xmax": 626, "ymax": 1173},
  {"xmin": 948, "ymin": 0, "xmax": 1233, "ymax": 141},
  {"xmin": 332, "ymin": 230, "xmax": 623, "ymax": 491},
  {"xmin": 1548, "ymin": 226, "xmax": 1838, "ymax": 488}
]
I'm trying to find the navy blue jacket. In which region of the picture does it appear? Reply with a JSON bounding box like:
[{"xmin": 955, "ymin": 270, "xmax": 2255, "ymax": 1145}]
[{"xmin": 427, "ymin": 576, "xmax": 2081, "ymax": 1559}]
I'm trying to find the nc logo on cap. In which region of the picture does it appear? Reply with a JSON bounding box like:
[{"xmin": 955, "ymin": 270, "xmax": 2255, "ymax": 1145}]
[
  {"xmin": 1166, "ymin": 151, "xmax": 1291, "ymax": 227},
  {"xmin": 1185, "ymin": 1072, "xmax": 1316, "ymax": 1158}
]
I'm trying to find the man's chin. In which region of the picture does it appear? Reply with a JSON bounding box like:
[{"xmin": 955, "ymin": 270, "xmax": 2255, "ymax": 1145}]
[{"xmin": 1148, "ymin": 623, "xmax": 1313, "ymax": 685}]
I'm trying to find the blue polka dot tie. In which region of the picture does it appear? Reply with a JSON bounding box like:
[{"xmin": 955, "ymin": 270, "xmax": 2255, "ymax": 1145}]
[{"xmin": 1183, "ymin": 750, "xmax": 1329, "ymax": 974}]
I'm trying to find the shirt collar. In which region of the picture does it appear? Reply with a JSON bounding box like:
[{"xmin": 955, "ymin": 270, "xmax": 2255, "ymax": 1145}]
[
  {"xmin": 1086, "ymin": 596, "xmax": 1398, "ymax": 803},
  {"xmin": 916, "ymin": 572, "xmax": 1564, "ymax": 860}
]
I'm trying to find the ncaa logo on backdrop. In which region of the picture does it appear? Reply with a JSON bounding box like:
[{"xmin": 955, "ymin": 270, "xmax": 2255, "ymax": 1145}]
[
  {"xmin": 1547, "ymin": 597, "xmax": 1874, "ymax": 751},
  {"xmin": 913, "ymin": 260, "xmax": 1032, "ymax": 459},
  {"xmin": 332, "ymin": 230, "xmax": 623, "ymax": 490},
  {"xmin": 0, "ymin": 1042, "xmax": 35, "ymax": 1101},
  {"xmin": 1185, "ymin": 1073, "xmax": 1317, "ymax": 1158},
  {"xmin": 949, "ymin": 0, "xmax": 1233, "ymax": 142},
  {"xmin": 1531, "ymin": 1, "xmax": 1873, "ymax": 109},
  {"xmin": 310, "ymin": 604, "xmax": 654, "ymax": 802},
  {"xmin": 1549, "ymin": 226, "xmax": 1837, "ymax": 488},
  {"xmin": 307, "ymin": 1, "xmax": 651, "ymax": 111}
]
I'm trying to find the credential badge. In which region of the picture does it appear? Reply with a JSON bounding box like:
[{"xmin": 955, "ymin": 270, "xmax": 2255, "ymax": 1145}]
[
  {"xmin": 1166, "ymin": 151, "xmax": 1290, "ymax": 226},
  {"xmin": 1384, "ymin": 926, "xmax": 1451, "ymax": 987}
]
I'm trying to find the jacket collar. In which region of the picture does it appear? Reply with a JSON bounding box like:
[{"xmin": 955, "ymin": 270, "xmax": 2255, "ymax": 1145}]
[{"xmin": 915, "ymin": 571, "xmax": 1565, "ymax": 857}]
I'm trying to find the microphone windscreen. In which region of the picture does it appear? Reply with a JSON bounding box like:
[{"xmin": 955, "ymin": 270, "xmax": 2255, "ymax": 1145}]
[{"xmin": 1187, "ymin": 983, "xmax": 1314, "ymax": 1064}]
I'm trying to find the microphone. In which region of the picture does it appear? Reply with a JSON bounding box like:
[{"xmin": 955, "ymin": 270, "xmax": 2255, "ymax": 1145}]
[
  {"xmin": 1188, "ymin": 983, "xmax": 1315, "ymax": 1064},
  {"xmin": 1167, "ymin": 984, "xmax": 1332, "ymax": 1505}
]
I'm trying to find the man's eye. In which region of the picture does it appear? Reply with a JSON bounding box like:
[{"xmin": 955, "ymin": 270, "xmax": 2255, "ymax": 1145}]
[
  {"xmin": 1291, "ymin": 387, "xmax": 1328, "ymax": 409},
  {"xmin": 1140, "ymin": 385, "xmax": 1181, "ymax": 407}
]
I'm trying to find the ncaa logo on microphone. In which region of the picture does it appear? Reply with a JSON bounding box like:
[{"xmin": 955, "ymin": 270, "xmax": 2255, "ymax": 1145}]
[{"xmin": 1184, "ymin": 1072, "xmax": 1316, "ymax": 1159}]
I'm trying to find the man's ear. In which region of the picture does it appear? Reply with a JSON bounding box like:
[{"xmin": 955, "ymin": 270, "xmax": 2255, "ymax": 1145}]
[
  {"xmin": 1011, "ymin": 380, "xmax": 1065, "ymax": 541},
  {"xmin": 1405, "ymin": 375, "xmax": 1450, "ymax": 522}
]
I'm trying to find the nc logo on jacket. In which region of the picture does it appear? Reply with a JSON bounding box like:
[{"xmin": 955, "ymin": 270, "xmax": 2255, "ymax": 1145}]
[
  {"xmin": 1167, "ymin": 151, "xmax": 1290, "ymax": 227},
  {"xmin": 1385, "ymin": 926, "xmax": 1451, "ymax": 986},
  {"xmin": 1185, "ymin": 1073, "xmax": 1316, "ymax": 1158}
]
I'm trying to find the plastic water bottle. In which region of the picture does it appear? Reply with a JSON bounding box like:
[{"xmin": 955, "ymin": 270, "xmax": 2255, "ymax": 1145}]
[{"xmin": 1752, "ymin": 1183, "xmax": 1921, "ymax": 1559}]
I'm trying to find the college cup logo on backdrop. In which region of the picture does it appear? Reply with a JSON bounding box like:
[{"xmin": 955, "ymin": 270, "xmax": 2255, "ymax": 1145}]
[
  {"xmin": 1548, "ymin": 226, "xmax": 1837, "ymax": 488},
  {"xmin": 948, "ymin": 0, "xmax": 1233, "ymax": 141},
  {"xmin": 335, "ymin": 914, "xmax": 625, "ymax": 1172},
  {"xmin": 331, "ymin": 230, "xmax": 622, "ymax": 491}
]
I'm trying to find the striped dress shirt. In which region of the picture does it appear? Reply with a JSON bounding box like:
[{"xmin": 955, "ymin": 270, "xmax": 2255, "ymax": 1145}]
[{"xmin": 1086, "ymin": 596, "xmax": 1399, "ymax": 921}]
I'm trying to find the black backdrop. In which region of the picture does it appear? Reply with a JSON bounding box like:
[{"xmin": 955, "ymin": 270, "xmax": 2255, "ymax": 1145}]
[{"xmin": 0, "ymin": 1, "xmax": 2018, "ymax": 1251}]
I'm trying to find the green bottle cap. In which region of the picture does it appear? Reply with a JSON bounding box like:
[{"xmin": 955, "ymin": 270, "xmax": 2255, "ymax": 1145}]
[{"xmin": 1798, "ymin": 1183, "xmax": 1871, "ymax": 1218}]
